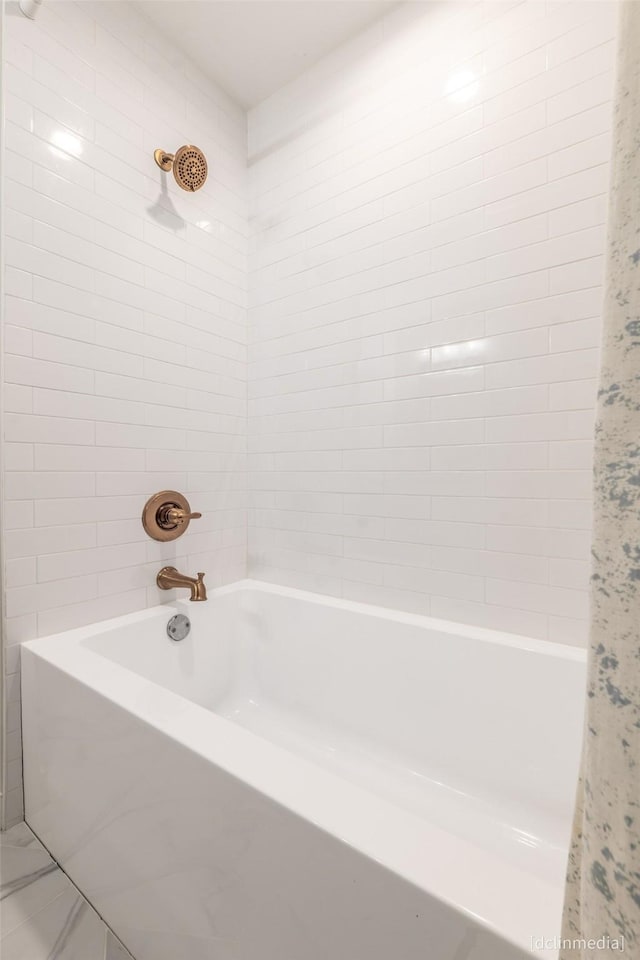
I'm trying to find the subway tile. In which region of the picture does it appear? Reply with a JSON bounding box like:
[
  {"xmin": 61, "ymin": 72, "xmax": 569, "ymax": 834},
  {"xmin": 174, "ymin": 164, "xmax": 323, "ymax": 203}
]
[
  {"xmin": 37, "ymin": 543, "xmax": 148, "ymax": 583},
  {"xmin": 5, "ymin": 413, "xmax": 94, "ymax": 446},
  {"xmin": 34, "ymin": 444, "xmax": 145, "ymax": 472},
  {"xmin": 5, "ymin": 524, "xmax": 97, "ymax": 560},
  {"xmin": 548, "ymin": 615, "xmax": 588, "ymax": 647},
  {"xmin": 485, "ymin": 578, "xmax": 588, "ymax": 620},
  {"xmin": 4, "ymin": 443, "xmax": 34, "ymax": 471},
  {"xmin": 5, "ymin": 501, "xmax": 34, "ymax": 531},
  {"xmin": 5, "ymin": 471, "xmax": 95, "ymax": 501},
  {"xmin": 549, "ymin": 379, "xmax": 597, "ymax": 411},
  {"xmin": 486, "ymin": 411, "xmax": 594, "ymax": 444},
  {"xmin": 37, "ymin": 588, "xmax": 148, "ymax": 636},
  {"xmin": 5, "ymin": 354, "xmax": 95, "ymax": 394},
  {"xmin": 430, "ymin": 385, "xmax": 548, "ymax": 421},
  {"xmin": 549, "ymin": 440, "xmax": 594, "ymax": 471},
  {"xmin": 7, "ymin": 574, "xmax": 99, "ymax": 618},
  {"xmin": 486, "ymin": 348, "xmax": 599, "ymax": 389}
]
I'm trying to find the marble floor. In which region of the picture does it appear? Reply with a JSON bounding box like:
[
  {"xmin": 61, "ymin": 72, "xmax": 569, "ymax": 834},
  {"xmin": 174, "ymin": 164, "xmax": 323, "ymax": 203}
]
[{"xmin": 1, "ymin": 822, "xmax": 135, "ymax": 960}]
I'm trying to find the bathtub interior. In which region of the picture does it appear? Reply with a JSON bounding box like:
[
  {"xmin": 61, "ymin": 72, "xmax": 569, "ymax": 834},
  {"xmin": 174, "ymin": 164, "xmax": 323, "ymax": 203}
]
[{"xmin": 83, "ymin": 582, "xmax": 586, "ymax": 886}]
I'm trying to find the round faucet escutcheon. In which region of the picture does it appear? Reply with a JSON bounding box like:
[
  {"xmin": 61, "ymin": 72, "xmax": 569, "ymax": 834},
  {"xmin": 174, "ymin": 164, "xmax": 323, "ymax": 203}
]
[{"xmin": 142, "ymin": 490, "xmax": 202, "ymax": 542}]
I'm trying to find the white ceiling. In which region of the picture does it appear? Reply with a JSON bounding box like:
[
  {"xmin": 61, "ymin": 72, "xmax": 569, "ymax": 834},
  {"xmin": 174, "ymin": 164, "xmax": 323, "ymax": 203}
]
[{"xmin": 136, "ymin": 1, "xmax": 397, "ymax": 108}]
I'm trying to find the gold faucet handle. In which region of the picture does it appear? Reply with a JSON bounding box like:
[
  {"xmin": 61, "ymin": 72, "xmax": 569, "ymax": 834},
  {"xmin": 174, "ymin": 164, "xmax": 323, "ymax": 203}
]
[
  {"xmin": 142, "ymin": 491, "xmax": 202, "ymax": 542},
  {"xmin": 165, "ymin": 507, "xmax": 202, "ymax": 525}
]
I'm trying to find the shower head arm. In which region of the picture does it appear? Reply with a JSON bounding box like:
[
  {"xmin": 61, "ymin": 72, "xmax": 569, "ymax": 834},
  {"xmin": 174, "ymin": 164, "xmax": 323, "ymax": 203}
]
[{"xmin": 154, "ymin": 149, "xmax": 175, "ymax": 172}]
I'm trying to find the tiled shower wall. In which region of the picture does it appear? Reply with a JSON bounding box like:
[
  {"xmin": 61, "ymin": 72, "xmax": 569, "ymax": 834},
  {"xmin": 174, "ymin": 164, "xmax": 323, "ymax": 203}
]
[
  {"xmin": 0, "ymin": 0, "xmax": 619, "ymax": 828},
  {"xmin": 247, "ymin": 1, "xmax": 616, "ymax": 643},
  {"xmin": 2, "ymin": 0, "xmax": 248, "ymax": 826}
]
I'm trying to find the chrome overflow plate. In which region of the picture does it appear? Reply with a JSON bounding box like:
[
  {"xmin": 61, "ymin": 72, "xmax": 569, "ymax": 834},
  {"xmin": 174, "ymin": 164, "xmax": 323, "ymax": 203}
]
[{"xmin": 167, "ymin": 614, "xmax": 191, "ymax": 642}]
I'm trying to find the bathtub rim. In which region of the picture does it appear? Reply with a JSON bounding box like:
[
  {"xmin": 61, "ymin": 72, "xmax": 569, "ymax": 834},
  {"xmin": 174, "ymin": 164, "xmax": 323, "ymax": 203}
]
[{"xmin": 22, "ymin": 578, "xmax": 581, "ymax": 960}]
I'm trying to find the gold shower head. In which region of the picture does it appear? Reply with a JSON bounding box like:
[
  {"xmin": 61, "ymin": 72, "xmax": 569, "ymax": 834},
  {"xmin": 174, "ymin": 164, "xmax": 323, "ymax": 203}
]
[{"xmin": 153, "ymin": 144, "xmax": 208, "ymax": 192}]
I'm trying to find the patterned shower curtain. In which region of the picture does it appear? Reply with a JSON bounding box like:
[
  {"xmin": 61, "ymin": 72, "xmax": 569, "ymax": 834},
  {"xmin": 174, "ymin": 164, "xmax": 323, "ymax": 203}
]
[{"xmin": 560, "ymin": 2, "xmax": 640, "ymax": 957}]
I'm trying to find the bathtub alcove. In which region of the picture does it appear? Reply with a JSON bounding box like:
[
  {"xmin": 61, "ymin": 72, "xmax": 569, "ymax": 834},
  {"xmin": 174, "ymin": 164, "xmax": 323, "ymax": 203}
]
[{"xmin": 22, "ymin": 580, "xmax": 586, "ymax": 960}]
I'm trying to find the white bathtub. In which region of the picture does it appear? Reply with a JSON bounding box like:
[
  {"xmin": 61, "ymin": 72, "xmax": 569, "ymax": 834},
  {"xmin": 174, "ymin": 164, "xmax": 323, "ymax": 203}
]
[{"xmin": 21, "ymin": 580, "xmax": 586, "ymax": 960}]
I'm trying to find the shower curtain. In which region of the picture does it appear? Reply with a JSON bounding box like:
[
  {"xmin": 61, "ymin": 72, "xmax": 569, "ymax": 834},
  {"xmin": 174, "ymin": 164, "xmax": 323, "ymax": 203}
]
[{"xmin": 560, "ymin": 2, "xmax": 640, "ymax": 956}]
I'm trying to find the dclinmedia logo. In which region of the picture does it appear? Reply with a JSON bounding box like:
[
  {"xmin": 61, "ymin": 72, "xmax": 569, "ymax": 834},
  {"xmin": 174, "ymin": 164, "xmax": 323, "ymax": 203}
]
[{"xmin": 530, "ymin": 936, "xmax": 626, "ymax": 952}]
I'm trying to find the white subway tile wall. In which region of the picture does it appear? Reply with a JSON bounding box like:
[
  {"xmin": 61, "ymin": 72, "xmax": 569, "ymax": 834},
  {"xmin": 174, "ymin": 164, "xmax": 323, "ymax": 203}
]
[
  {"xmin": 2, "ymin": 0, "xmax": 618, "ymax": 828},
  {"xmin": 247, "ymin": 2, "xmax": 616, "ymax": 637},
  {"xmin": 2, "ymin": 0, "xmax": 248, "ymax": 825}
]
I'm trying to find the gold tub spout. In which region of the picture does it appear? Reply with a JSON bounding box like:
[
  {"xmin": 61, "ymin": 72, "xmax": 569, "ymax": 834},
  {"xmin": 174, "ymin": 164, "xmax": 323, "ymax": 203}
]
[{"xmin": 157, "ymin": 566, "xmax": 207, "ymax": 602}]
